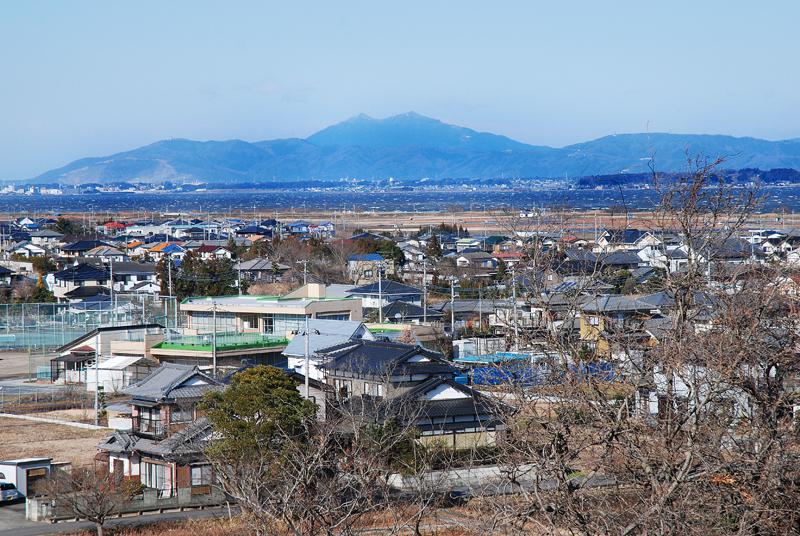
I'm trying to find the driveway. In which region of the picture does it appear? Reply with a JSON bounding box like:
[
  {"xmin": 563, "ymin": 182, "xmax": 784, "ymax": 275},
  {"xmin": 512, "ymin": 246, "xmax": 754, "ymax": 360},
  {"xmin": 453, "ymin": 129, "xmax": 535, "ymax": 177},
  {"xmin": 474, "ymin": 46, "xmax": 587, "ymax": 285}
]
[{"xmin": 0, "ymin": 501, "xmax": 39, "ymax": 533}]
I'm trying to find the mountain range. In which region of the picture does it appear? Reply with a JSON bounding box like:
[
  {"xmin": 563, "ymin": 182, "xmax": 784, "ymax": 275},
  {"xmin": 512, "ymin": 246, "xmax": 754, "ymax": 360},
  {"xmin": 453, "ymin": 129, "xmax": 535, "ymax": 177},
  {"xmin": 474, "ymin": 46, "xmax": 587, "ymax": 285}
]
[{"xmin": 34, "ymin": 112, "xmax": 800, "ymax": 184}]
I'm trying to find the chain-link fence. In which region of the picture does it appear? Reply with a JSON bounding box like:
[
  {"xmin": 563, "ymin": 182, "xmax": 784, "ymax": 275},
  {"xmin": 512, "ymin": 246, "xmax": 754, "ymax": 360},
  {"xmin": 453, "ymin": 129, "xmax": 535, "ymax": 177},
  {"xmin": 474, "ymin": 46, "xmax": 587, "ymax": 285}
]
[
  {"xmin": 0, "ymin": 295, "xmax": 181, "ymax": 351},
  {"xmin": 0, "ymin": 384, "xmax": 95, "ymax": 414}
]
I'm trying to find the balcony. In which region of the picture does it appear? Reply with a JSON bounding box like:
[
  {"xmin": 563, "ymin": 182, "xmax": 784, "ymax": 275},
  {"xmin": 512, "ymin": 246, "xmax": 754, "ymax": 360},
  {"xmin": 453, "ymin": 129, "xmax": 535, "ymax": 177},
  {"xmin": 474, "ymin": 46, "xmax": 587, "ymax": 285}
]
[{"xmin": 133, "ymin": 416, "xmax": 166, "ymax": 438}]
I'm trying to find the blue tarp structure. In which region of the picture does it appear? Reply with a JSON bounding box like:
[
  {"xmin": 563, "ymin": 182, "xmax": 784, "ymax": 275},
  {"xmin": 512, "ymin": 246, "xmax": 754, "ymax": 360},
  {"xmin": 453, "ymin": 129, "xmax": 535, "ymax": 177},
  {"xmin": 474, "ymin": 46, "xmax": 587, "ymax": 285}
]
[{"xmin": 459, "ymin": 352, "xmax": 617, "ymax": 386}]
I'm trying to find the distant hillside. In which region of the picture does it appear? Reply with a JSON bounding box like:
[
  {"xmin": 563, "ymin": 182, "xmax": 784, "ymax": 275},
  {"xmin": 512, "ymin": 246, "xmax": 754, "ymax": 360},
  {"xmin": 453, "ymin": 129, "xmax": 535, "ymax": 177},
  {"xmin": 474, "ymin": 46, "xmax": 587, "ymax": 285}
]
[{"xmin": 34, "ymin": 113, "xmax": 800, "ymax": 184}]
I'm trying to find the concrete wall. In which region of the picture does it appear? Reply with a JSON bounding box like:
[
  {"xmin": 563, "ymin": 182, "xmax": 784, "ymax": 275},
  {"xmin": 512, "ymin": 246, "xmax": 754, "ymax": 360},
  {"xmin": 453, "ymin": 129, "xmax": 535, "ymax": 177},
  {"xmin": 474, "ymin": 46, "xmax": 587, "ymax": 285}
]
[{"xmin": 27, "ymin": 486, "xmax": 227, "ymax": 522}]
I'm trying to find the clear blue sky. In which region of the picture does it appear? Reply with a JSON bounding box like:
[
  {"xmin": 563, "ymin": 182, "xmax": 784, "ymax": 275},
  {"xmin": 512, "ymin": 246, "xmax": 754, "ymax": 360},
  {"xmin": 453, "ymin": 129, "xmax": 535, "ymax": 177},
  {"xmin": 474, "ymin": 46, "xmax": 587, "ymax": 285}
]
[{"xmin": 2, "ymin": 0, "xmax": 799, "ymax": 179}]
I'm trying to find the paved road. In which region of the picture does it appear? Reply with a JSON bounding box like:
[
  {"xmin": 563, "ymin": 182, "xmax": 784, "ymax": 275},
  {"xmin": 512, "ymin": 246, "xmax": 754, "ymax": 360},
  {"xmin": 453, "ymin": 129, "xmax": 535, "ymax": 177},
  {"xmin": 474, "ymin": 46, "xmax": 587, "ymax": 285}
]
[
  {"xmin": 0, "ymin": 503, "xmax": 230, "ymax": 536},
  {"xmin": 0, "ymin": 413, "xmax": 109, "ymax": 430}
]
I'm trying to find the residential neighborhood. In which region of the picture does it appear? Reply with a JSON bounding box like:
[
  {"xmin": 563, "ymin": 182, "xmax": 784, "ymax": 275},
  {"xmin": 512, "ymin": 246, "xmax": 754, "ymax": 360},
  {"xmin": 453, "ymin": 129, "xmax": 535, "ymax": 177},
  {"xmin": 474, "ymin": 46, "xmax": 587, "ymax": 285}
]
[{"xmin": 1, "ymin": 207, "xmax": 799, "ymax": 535}]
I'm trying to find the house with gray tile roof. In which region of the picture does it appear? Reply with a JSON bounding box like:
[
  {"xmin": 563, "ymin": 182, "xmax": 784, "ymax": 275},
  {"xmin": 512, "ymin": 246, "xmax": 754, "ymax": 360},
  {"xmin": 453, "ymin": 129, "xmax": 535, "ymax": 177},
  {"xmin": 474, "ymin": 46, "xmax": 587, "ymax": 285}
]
[
  {"xmin": 97, "ymin": 364, "xmax": 223, "ymax": 500},
  {"xmin": 282, "ymin": 318, "xmax": 375, "ymax": 380}
]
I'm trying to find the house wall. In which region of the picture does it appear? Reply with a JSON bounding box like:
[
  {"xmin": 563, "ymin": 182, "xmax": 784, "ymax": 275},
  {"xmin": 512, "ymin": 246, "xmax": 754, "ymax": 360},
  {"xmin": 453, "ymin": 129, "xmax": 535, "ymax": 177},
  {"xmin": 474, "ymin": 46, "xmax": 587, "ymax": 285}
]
[
  {"xmin": 109, "ymin": 452, "xmax": 140, "ymax": 477},
  {"xmin": 579, "ymin": 315, "xmax": 610, "ymax": 356},
  {"xmin": 326, "ymin": 372, "xmax": 452, "ymax": 399},
  {"xmin": 53, "ymin": 277, "xmax": 108, "ymax": 299}
]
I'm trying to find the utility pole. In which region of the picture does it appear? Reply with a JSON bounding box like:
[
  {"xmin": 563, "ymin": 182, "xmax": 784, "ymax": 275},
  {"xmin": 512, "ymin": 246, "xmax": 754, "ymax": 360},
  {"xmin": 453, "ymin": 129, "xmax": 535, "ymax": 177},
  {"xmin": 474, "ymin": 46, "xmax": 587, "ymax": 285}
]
[
  {"xmin": 211, "ymin": 302, "xmax": 217, "ymax": 377},
  {"xmin": 94, "ymin": 332, "xmax": 100, "ymax": 426},
  {"xmin": 304, "ymin": 315, "xmax": 310, "ymax": 399},
  {"xmin": 511, "ymin": 264, "xmax": 519, "ymax": 351},
  {"xmin": 109, "ymin": 259, "xmax": 114, "ymax": 324},
  {"xmin": 478, "ymin": 285, "xmax": 483, "ymax": 343},
  {"xmin": 296, "ymin": 260, "xmax": 309, "ymax": 286},
  {"xmin": 378, "ymin": 263, "xmax": 384, "ymax": 324},
  {"xmin": 450, "ymin": 280, "xmax": 456, "ymax": 338},
  {"xmin": 167, "ymin": 260, "xmax": 173, "ymax": 299},
  {"xmin": 237, "ymin": 259, "xmax": 242, "ymax": 296},
  {"xmin": 301, "ymin": 318, "xmax": 319, "ymax": 399},
  {"xmin": 422, "ymin": 255, "xmax": 427, "ymax": 324}
]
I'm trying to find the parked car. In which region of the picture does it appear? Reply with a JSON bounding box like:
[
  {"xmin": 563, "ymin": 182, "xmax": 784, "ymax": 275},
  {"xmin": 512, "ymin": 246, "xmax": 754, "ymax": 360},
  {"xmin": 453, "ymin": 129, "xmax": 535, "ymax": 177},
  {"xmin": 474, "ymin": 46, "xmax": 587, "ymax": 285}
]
[{"xmin": 0, "ymin": 482, "xmax": 22, "ymax": 503}]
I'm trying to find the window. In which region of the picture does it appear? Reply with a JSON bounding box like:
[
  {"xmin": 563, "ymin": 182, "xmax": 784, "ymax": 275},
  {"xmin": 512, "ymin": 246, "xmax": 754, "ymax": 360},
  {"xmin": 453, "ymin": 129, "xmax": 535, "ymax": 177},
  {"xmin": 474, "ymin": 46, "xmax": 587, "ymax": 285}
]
[
  {"xmin": 240, "ymin": 314, "xmax": 259, "ymax": 330},
  {"xmin": 190, "ymin": 311, "xmax": 236, "ymax": 332},
  {"xmin": 191, "ymin": 465, "xmax": 212, "ymax": 487},
  {"xmin": 141, "ymin": 462, "xmax": 171, "ymax": 495},
  {"xmin": 171, "ymin": 404, "xmax": 194, "ymax": 423},
  {"xmin": 317, "ymin": 312, "xmax": 351, "ymax": 321},
  {"xmin": 363, "ymin": 382, "xmax": 384, "ymax": 397},
  {"xmin": 265, "ymin": 314, "xmax": 304, "ymax": 335},
  {"xmin": 589, "ymin": 316, "xmax": 600, "ymax": 326},
  {"xmin": 334, "ymin": 378, "xmax": 352, "ymax": 399}
]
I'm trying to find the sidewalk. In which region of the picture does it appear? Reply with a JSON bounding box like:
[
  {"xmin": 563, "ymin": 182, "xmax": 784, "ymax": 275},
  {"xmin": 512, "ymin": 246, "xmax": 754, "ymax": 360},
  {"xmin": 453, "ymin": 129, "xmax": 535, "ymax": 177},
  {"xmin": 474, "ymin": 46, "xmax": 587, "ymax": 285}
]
[{"xmin": 0, "ymin": 413, "xmax": 108, "ymax": 431}]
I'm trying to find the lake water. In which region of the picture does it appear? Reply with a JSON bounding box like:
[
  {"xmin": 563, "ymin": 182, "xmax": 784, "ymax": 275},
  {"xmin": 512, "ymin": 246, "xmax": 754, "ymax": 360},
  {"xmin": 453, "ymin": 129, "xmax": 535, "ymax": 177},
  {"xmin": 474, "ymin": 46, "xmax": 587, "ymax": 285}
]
[{"xmin": 0, "ymin": 186, "xmax": 798, "ymax": 214}]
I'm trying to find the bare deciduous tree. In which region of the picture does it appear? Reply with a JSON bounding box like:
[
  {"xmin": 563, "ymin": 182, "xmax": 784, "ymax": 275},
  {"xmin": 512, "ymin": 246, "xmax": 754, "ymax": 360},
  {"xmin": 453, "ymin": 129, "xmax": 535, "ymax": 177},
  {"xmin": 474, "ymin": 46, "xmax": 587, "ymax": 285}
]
[
  {"xmin": 45, "ymin": 467, "xmax": 139, "ymax": 536},
  {"xmin": 471, "ymin": 158, "xmax": 800, "ymax": 535}
]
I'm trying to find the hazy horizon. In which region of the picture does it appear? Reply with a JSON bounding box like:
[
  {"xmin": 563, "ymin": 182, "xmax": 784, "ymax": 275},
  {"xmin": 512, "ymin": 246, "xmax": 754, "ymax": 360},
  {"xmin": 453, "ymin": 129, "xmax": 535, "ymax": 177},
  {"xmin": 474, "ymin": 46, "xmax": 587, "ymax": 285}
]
[{"xmin": 3, "ymin": 1, "xmax": 799, "ymax": 179}]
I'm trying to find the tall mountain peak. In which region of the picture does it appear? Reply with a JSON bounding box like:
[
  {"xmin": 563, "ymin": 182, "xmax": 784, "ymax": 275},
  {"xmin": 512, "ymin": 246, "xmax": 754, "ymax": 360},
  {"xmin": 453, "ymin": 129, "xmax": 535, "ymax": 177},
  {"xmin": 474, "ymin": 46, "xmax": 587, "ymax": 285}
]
[{"xmin": 307, "ymin": 112, "xmax": 529, "ymax": 151}]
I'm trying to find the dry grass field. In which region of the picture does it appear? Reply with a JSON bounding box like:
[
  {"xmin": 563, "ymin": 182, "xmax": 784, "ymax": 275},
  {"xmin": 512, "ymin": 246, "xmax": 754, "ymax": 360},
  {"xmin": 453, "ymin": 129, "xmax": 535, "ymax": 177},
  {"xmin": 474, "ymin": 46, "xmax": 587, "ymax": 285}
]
[{"xmin": 0, "ymin": 417, "xmax": 109, "ymax": 467}]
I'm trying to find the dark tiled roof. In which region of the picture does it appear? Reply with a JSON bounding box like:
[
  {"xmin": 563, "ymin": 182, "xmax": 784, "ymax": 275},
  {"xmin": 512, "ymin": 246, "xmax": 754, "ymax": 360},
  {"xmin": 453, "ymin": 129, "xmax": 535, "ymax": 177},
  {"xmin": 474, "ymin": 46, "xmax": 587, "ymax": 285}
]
[
  {"xmin": 107, "ymin": 261, "xmax": 156, "ymax": 275},
  {"xmin": 600, "ymin": 251, "xmax": 642, "ymax": 266},
  {"xmin": 580, "ymin": 295, "xmax": 657, "ymax": 314},
  {"xmin": 62, "ymin": 240, "xmax": 110, "ymax": 252},
  {"xmin": 97, "ymin": 430, "xmax": 138, "ymax": 454},
  {"xmin": 348, "ymin": 280, "xmax": 422, "ymax": 296},
  {"xmin": 98, "ymin": 418, "xmax": 212, "ymax": 460},
  {"xmin": 236, "ymin": 225, "xmax": 272, "ymax": 235},
  {"xmin": 125, "ymin": 363, "xmax": 221, "ymax": 403},
  {"xmin": 64, "ymin": 285, "xmax": 110, "ymax": 298},
  {"xmin": 319, "ymin": 340, "xmax": 455, "ymax": 378},
  {"xmin": 53, "ymin": 263, "xmax": 108, "ymax": 282},
  {"xmin": 349, "ymin": 232, "xmax": 391, "ymax": 241},
  {"xmin": 563, "ymin": 249, "xmax": 597, "ymax": 263},
  {"xmin": 381, "ymin": 300, "xmax": 443, "ymax": 320},
  {"xmin": 341, "ymin": 378, "xmax": 504, "ymax": 431},
  {"xmin": 236, "ymin": 258, "xmax": 290, "ymax": 271},
  {"xmin": 601, "ymin": 229, "xmax": 649, "ymax": 244}
]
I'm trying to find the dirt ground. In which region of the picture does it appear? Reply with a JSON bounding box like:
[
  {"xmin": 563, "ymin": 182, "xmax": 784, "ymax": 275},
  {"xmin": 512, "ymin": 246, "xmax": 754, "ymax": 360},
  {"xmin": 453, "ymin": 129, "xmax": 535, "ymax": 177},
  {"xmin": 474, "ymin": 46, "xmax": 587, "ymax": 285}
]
[
  {"xmin": 0, "ymin": 417, "xmax": 109, "ymax": 467},
  {"xmin": 0, "ymin": 350, "xmax": 54, "ymax": 379},
  {"xmin": 32, "ymin": 408, "xmax": 99, "ymax": 423}
]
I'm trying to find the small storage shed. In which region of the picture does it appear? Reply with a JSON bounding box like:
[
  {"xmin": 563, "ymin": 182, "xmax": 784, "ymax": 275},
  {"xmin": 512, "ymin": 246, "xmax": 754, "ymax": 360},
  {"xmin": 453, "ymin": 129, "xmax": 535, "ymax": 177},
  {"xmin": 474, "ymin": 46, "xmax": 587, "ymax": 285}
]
[{"xmin": 0, "ymin": 458, "xmax": 52, "ymax": 497}]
